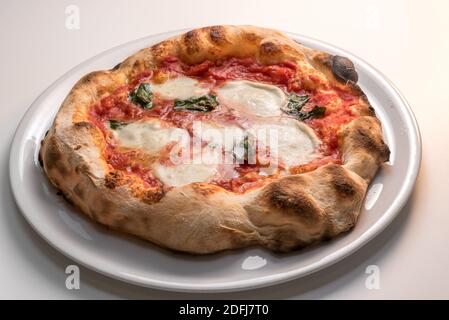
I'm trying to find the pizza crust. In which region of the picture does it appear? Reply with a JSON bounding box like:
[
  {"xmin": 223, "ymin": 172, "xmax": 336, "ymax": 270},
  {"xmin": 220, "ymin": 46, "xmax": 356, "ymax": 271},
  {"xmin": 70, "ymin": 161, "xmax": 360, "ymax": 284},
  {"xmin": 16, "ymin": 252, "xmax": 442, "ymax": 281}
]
[{"xmin": 39, "ymin": 25, "xmax": 389, "ymax": 254}]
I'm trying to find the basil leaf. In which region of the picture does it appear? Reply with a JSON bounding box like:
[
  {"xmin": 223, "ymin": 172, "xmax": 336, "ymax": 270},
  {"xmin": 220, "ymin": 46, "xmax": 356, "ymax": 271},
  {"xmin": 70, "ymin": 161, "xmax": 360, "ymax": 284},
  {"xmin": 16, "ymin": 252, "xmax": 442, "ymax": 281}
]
[
  {"xmin": 234, "ymin": 135, "xmax": 257, "ymax": 164},
  {"xmin": 242, "ymin": 135, "xmax": 249, "ymax": 151},
  {"xmin": 130, "ymin": 83, "xmax": 153, "ymax": 109},
  {"xmin": 109, "ymin": 120, "xmax": 127, "ymax": 130},
  {"xmin": 234, "ymin": 135, "xmax": 249, "ymax": 162},
  {"xmin": 299, "ymin": 106, "xmax": 326, "ymax": 120},
  {"xmin": 282, "ymin": 93, "xmax": 326, "ymax": 120},
  {"xmin": 174, "ymin": 95, "xmax": 218, "ymax": 112},
  {"xmin": 282, "ymin": 93, "xmax": 310, "ymax": 115}
]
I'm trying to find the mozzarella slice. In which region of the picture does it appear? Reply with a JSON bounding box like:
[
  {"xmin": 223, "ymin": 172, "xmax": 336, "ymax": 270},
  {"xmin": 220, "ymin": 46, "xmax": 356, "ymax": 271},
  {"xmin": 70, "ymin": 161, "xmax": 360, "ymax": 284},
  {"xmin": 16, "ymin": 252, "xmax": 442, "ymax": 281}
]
[
  {"xmin": 252, "ymin": 119, "xmax": 320, "ymax": 167},
  {"xmin": 153, "ymin": 147, "xmax": 219, "ymax": 187},
  {"xmin": 198, "ymin": 123, "xmax": 245, "ymax": 152},
  {"xmin": 151, "ymin": 122, "xmax": 248, "ymax": 187},
  {"xmin": 153, "ymin": 162, "xmax": 218, "ymax": 187},
  {"xmin": 152, "ymin": 76, "xmax": 209, "ymax": 100},
  {"xmin": 217, "ymin": 80, "xmax": 286, "ymax": 117},
  {"xmin": 110, "ymin": 119, "xmax": 188, "ymax": 154}
]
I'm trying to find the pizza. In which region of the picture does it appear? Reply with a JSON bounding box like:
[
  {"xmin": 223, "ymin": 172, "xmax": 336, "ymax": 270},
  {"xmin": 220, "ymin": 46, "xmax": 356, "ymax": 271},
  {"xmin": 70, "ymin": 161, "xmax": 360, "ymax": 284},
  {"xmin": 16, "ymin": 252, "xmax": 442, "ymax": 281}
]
[{"xmin": 39, "ymin": 25, "xmax": 390, "ymax": 254}]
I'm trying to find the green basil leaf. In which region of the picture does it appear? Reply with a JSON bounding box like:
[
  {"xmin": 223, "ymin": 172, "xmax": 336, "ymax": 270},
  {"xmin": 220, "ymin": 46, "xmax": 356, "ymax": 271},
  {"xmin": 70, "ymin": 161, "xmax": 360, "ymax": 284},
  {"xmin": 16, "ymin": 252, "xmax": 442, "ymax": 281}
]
[
  {"xmin": 234, "ymin": 135, "xmax": 258, "ymax": 164},
  {"xmin": 282, "ymin": 93, "xmax": 310, "ymax": 115},
  {"xmin": 109, "ymin": 120, "xmax": 127, "ymax": 130},
  {"xmin": 282, "ymin": 93, "xmax": 326, "ymax": 120},
  {"xmin": 298, "ymin": 106, "xmax": 326, "ymax": 120},
  {"xmin": 234, "ymin": 135, "xmax": 249, "ymax": 162},
  {"xmin": 174, "ymin": 95, "xmax": 218, "ymax": 112},
  {"xmin": 130, "ymin": 83, "xmax": 153, "ymax": 109}
]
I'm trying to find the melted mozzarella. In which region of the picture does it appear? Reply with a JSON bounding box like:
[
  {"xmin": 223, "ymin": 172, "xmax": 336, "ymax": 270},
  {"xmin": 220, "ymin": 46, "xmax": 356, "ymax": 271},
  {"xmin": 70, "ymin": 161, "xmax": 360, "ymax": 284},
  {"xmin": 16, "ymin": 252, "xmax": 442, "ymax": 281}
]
[
  {"xmin": 111, "ymin": 120, "xmax": 188, "ymax": 153},
  {"xmin": 110, "ymin": 74, "xmax": 321, "ymax": 187},
  {"xmin": 198, "ymin": 123, "xmax": 245, "ymax": 153},
  {"xmin": 151, "ymin": 122, "xmax": 249, "ymax": 187},
  {"xmin": 153, "ymin": 162, "xmax": 218, "ymax": 187},
  {"xmin": 217, "ymin": 80, "xmax": 286, "ymax": 117},
  {"xmin": 252, "ymin": 119, "xmax": 320, "ymax": 167},
  {"xmin": 152, "ymin": 147, "xmax": 219, "ymax": 187},
  {"xmin": 152, "ymin": 76, "xmax": 209, "ymax": 100}
]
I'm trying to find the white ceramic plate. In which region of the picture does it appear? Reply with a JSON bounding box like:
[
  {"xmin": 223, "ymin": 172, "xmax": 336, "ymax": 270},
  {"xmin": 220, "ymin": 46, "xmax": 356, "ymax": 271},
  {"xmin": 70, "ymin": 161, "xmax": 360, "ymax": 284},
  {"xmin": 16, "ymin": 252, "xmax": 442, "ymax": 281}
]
[{"xmin": 9, "ymin": 30, "xmax": 421, "ymax": 292}]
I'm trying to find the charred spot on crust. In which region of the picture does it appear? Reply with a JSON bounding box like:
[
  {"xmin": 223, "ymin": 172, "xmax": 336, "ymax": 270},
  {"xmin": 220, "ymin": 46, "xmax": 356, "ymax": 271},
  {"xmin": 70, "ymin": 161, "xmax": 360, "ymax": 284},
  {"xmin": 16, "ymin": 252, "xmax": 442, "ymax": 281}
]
[
  {"xmin": 209, "ymin": 26, "xmax": 227, "ymax": 44},
  {"xmin": 244, "ymin": 32, "xmax": 259, "ymax": 43},
  {"xmin": 105, "ymin": 171, "xmax": 122, "ymax": 189},
  {"xmin": 260, "ymin": 41, "xmax": 281, "ymax": 55},
  {"xmin": 264, "ymin": 180, "xmax": 321, "ymax": 225},
  {"xmin": 333, "ymin": 178, "xmax": 356, "ymax": 197},
  {"xmin": 151, "ymin": 41, "xmax": 171, "ymax": 58},
  {"xmin": 331, "ymin": 55, "xmax": 358, "ymax": 83},
  {"xmin": 43, "ymin": 142, "xmax": 70, "ymax": 177},
  {"xmin": 324, "ymin": 165, "xmax": 357, "ymax": 197},
  {"xmin": 111, "ymin": 62, "xmax": 121, "ymax": 70},
  {"xmin": 185, "ymin": 30, "xmax": 196, "ymax": 40},
  {"xmin": 354, "ymin": 127, "xmax": 390, "ymax": 162},
  {"xmin": 80, "ymin": 71, "xmax": 103, "ymax": 85},
  {"xmin": 38, "ymin": 151, "xmax": 43, "ymax": 167},
  {"xmin": 131, "ymin": 59, "xmax": 146, "ymax": 72},
  {"xmin": 143, "ymin": 188, "xmax": 165, "ymax": 204},
  {"xmin": 183, "ymin": 30, "xmax": 200, "ymax": 54},
  {"xmin": 44, "ymin": 145, "xmax": 61, "ymax": 169}
]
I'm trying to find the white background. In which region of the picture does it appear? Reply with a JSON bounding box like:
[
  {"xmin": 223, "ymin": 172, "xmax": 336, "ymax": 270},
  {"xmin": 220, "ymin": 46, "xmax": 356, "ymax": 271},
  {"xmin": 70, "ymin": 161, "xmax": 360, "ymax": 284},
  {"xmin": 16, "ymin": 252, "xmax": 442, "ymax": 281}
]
[{"xmin": 1, "ymin": 0, "xmax": 448, "ymax": 299}]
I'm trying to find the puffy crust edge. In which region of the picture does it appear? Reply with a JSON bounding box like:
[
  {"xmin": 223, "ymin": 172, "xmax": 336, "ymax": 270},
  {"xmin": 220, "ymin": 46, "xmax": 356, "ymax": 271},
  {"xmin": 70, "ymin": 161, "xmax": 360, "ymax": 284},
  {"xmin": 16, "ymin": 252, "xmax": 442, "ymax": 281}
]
[{"xmin": 39, "ymin": 25, "xmax": 389, "ymax": 254}]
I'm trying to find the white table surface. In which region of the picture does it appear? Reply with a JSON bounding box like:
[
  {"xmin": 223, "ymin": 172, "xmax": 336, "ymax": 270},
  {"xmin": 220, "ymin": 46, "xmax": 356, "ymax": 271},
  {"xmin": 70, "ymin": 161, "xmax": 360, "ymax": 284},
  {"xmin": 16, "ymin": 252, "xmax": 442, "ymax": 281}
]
[{"xmin": 1, "ymin": 0, "xmax": 448, "ymax": 299}]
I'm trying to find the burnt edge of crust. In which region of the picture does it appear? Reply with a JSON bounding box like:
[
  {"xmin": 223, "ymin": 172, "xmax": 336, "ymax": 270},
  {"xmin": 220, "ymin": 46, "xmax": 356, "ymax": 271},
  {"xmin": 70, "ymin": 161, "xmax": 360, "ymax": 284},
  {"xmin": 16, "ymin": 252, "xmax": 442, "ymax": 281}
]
[
  {"xmin": 42, "ymin": 141, "xmax": 61, "ymax": 170},
  {"xmin": 111, "ymin": 62, "xmax": 122, "ymax": 70},
  {"xmin": 353, "ymin": 126, "xmax": 390, "ymax": 162},
  {"xmin": 208, "ymin": 25, "xmax": 228, "ymax": 44},
  {"xmin": 331, "ymin": 55, "xmax": 358, "ymax": 83},
  {"xmin": 183, "ymin": 30, "xmax": 201, "ymax": 55},
  {"xmin": 314, "ymin": 53, "xmax": 375, "ymax": 115},
  {"xmin": 260, "ymin": 41, "xmax": 282, "ymax": 55},
  {"xmin": 262, "ymin": 176, "xmax": 322, "ymax": 225},
  {"xmin": 324, "ymin": 164, "xmax": 358, "ymax": 197},
  {"xmin": 104, "ymin": 171, "xmax": 123, "ymax": 189},
  {"xmin": 38, "ymin": 26, "xmax": 392, "ymax": 254}
]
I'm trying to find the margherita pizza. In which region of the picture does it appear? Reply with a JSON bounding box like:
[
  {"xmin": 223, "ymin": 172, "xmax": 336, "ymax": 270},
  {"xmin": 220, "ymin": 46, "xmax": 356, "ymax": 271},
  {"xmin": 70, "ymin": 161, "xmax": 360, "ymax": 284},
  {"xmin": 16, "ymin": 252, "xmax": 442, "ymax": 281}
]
[{"xmin": 39, "ymin": 26, "xmax": 390, "ymax": 254}]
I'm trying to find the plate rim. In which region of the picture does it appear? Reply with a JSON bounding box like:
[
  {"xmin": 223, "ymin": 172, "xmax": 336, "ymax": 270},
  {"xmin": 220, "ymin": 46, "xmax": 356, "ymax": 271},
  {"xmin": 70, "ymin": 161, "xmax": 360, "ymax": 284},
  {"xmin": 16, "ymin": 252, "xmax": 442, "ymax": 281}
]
[{"xmin": 9, "ymin": 29, "xmax": 422, "ymax": 293}]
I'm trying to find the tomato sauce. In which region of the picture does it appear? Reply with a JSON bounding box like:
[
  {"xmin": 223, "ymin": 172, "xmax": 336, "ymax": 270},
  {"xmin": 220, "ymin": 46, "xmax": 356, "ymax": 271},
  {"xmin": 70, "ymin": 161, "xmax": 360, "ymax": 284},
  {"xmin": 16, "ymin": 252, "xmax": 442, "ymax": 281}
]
[{"xmin": 89, "ymin": 57, "xmax": 357, "ymax": 193}]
